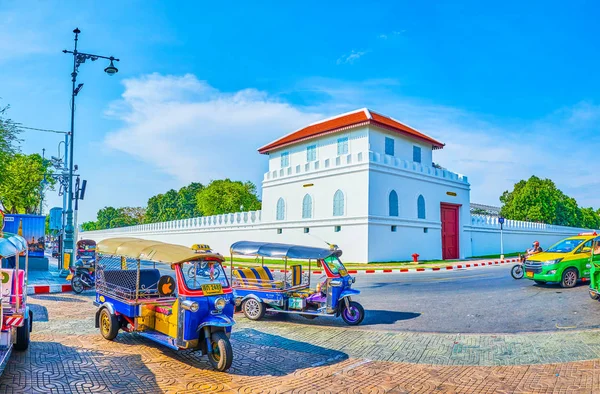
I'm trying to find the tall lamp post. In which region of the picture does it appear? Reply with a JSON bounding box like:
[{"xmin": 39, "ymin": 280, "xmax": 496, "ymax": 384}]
[{"xmin": 62, "ymin": 28, "xmax": 119, "ymax": 270}]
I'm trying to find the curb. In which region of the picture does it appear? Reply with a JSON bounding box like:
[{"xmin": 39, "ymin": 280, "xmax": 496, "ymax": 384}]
[
  {"xmin": 27, "ymin": 284, "xmax": 72, "ymax": 295},
  {"xmin": 225, "ymin": 258, "xmax": 519, "ymax": 275}
]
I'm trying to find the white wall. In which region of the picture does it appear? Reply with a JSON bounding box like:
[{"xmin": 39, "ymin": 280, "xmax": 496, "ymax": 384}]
[
  {"xmin": 467, "ymin": 215, "xmax": 595, "ymax": 257},
  {"xmin": 267, "ymin": 127, "xmax": 369, "ymax": 172},
  {"xmin": 80, "ymin": 213, "xmax": 370, "ymax": 263},
  {"xmin": 367, "ymin": 126, "xmax": 434, "ymax": 166},
  {"xmin": 367, "ymin": 150, "xmax": 471, "ymax": 261}
]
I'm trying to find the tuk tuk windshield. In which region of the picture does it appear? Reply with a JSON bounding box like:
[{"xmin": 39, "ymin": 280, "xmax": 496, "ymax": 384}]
[
  {"xmin": 182, "ymin": 260, "xmax": 229, "ymax": 290},
  {"xmin": 323, "ymin": 256, "xmax": 348, "ymax": 277}
]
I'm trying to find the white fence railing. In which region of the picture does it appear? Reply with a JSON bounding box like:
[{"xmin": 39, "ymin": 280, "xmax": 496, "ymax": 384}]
[
  {"xmin": 470, "ymin": 214, "xmax": 593, "ymax": 233},
  {"xmin": 87, "ymin": 210, "xmax": 262, "ymax": 235}
]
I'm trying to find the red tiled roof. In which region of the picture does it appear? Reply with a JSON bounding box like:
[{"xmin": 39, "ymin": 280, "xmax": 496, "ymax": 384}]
[{"xmin": 258, "ymin": 109, "xmax": 444, "ymax": 154}]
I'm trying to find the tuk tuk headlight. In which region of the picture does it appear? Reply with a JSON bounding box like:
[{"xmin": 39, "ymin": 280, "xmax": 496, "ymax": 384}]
[
  {"xmin": 587, "ymin": 264, "xmax": 592, "ymax": 269},
  {"xmin": 214, "ymin": 297, "xmax": 226, "ymax": 311},
  {"xmin": 181, "ymin": 300, "xmax": 199, "ymax": 312}
]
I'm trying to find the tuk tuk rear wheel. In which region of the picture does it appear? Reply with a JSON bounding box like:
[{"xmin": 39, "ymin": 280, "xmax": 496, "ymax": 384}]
[
  {"xmin": 207, "ymin": 331, "xmax": 233, "ymax": 371},
  {"xmin": 242, "ymin": 299, "xmax": 265, "ymax": 321},
  {"xmin": 341, "ymin": 301, "xmax": 365, "ymax": 326},
  {"xmin": 99, "ymin": 309, "xmax": 119, "ymax": 340},
  {"xmin": 14, "ymin": 314, "xmax": 31, "ymax": 351}
]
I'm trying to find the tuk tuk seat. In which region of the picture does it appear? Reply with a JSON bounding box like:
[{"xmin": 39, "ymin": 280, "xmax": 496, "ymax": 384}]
[
  {"xmin": 232, "ymin": 267, "xmax": 284, "ymax": 289},
  {"xmin": 100, "ymin": 269, "xmax": 161, "ymax": 299}
]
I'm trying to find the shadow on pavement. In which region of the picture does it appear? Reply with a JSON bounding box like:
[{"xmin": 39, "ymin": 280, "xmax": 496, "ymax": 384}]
[
  {"xmin": 260, "ymin": 309, "xmax": 420, "ymax": 327},
  {"xmin": 29, "ymin": 303, "xmax": 48, "ymax": 322},
  {"xmin": 111, "ymin": 327, "xmax": 348, "ymax": 377},
  {"xmin": 0, "ymin": 341, "xmax": 161, "ymax": 393}
]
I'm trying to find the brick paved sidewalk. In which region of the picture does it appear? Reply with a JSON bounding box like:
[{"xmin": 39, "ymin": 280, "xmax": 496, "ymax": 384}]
[{"xmin": 3, "ymin": 292, "xmax": 600, "ymax": 393}]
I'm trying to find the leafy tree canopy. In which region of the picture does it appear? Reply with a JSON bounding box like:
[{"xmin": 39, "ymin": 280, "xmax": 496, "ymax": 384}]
[
  {"xmin": 196, "ymin": 179, "xmax": 261, "ymax": 216},
  {"xmin": 500, "ymin": 175, "xmax": 598, "ymax": 228},
  {"xmin": 0, "ymin": 153, "xmax": 55, "ymax": 214}
]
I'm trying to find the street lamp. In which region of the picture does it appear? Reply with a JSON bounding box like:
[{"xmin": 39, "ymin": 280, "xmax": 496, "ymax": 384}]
[{"xmin": 62, "ymin": 27, "xmax": 120, "ymax": 273}]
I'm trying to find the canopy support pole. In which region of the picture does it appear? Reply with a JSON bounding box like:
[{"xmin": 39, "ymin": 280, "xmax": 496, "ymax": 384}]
[
  {"xmin": 135, "ymin": 259, "xmax": 140, "ymax": 302},
  {"xmin": 308, "ymin": 258, "xmax": 311, "ymax": 287}
]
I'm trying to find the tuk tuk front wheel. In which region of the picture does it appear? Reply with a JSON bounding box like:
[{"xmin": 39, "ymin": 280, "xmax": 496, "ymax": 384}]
[
  {"xmin": 99, "ymin": 309, "xmax": 119, "ymax": 340},
  {"xmin": 341, "ymin": 300, "xmax": 365, "ymax": 326},
  {"xmin": 242, "ymin": 299, "xmax": 265, "ymax": 321},
  {"xmin": 207, "ymin": 331, "xmax": 233, "ymax": 372}
]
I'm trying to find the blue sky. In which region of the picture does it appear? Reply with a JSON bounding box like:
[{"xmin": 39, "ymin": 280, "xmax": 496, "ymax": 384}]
[{"xmin": 2, "ymin": 1, "xmax": 600, "ymax": 222}]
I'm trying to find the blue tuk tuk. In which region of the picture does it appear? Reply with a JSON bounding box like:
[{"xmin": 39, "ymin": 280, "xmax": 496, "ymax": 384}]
[
  {"xmin": 230, "ymin": 241, "xmax": 364, "ymax": 325},
  {"xmin": 93, "ymin": 238, "xmax": 235, "ymax": 371}
]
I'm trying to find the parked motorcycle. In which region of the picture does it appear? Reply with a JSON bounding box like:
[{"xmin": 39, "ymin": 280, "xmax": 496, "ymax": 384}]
[{"xmin": 68, "ymin": 259, "xmax": 96, "ymax": 294}]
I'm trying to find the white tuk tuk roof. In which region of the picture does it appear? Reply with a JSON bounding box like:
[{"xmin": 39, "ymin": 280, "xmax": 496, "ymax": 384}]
[
  {"xmin": 230, "ymin": 241, "xmax": 342, "ymax": 259},
  {"xmin": 0, "ymin": 232, "xmax": 28, "ymax": 258}
]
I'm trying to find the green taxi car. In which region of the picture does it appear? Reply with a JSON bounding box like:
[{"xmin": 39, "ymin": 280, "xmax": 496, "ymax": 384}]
[{"xmin": 524, "ymin": 233, "xmax": 598, "ymax": 288}]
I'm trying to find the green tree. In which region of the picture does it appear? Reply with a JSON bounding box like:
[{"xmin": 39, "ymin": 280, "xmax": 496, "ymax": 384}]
[
  {"xmin": 81, "ymin": 221, "xmax": 98, "ymax": 231},
  {"xmin": 145, "ymin": 194, "xmax": 163, "ymax": 223},
  {"xmin": 580, "ymin": 207, "xmax": 600, "ymax": 229},
  {"xmin": 0, "ymin": 105, "xmax": 21, "ymax": 176},
  {"xmin": 196, "ymin": 179, "xmax": 261, "ymax": 216},
  {"xmin": 0, "ymin": 153, "xmax": 54, "ymax": 213},
  {"xmin": 499, "ymin": 175, "xmax": 599, "ymax": 228},
  {"xmin": 177, "ymin": 182, "xmax": 203, "ymax": 218}
]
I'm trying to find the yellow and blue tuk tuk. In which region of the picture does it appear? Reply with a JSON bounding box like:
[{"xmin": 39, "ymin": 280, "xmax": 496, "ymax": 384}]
[{"xmin": 94, "ymin": 238, "xmax": 235, "ymax": 371}]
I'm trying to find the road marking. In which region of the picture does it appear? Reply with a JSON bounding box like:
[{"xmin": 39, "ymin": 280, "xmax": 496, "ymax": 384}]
[{"xmin": 556, "ymin": 324, "xmax": 577, "ymax": 329}]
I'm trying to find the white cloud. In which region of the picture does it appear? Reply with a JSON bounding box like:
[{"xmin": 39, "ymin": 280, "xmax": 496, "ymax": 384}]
[
  {"xmin": 105, "ymin": 74, "xmax": 600, "ymax": 210},
  {"xmin": 336, "ymin": 50, "xmax": 368, "ymax": 65},
  {"xmin": 378, "ymin": 34, "xmax": 388, "ymax": 39},
  {"xmin": 104, "ymin": 73, "xmax": 323, "ymax": 184}
]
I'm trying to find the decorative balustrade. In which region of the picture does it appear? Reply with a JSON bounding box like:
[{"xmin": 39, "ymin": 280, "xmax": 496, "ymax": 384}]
[
  {"xmin": 84, "ymin": 210, "xmax": 263, "ymax": 235},
  {"xmin": 470, "ymin": 214, "xmax": 594, "ymax": 233},
  {"xmin": 263, "ymin": 151, "xmax": 468, "ymax": 184}
]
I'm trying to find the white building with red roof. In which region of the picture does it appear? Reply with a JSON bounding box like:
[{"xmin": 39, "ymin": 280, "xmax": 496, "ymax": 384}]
[
  {"xmin": 82, "ymin": 108, "xmax": 592, "ymax": 262},
  {"xmin": 258, "ymin": 108, "xmax": 471, "ymax": 262}
]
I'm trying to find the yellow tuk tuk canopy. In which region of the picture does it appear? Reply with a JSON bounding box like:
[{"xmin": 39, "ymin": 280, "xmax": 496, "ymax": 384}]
[{"xmin": 97, "ymin": 237, "xmax": 224, "ymax": 264}]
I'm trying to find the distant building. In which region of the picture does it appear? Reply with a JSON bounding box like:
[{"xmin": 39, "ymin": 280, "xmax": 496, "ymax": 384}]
[{"xmin": 258, "ymin": 108, "xmax": 470, "ymax": 261}]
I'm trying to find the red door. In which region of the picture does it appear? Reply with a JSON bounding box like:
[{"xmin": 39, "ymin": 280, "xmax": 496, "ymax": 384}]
[{"xmin": 441, "ymin": 204, "xmax": 460, "ymax": 260}]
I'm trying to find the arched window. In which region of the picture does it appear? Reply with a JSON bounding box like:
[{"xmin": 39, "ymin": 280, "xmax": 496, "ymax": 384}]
[
  {"xmin": 389, "ymin": 190, "xmax": 399, "ymax": 216},
  {"xmin": 333, "ymin": 190, "xmax": 345, "ymax": 216},
  {"xmin": 302, "ymin": 194, "xmax": 312, "ymax": 219},
  {"xmin": 276, "ymin": 198, "xmax": 285, "ymax": 220},
  {"xmin": 417, "ymin": 195, "xmax": 426, "ymax": 219}
]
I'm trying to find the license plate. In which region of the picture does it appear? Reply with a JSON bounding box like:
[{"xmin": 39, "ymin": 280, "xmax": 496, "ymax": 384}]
[
  {"xmin": 202, "ymin": 283, "xmax": 223, "ymax": 295},
  {"xmin": 66, "ymin": 274, "xmax": 73, "ymax": 280},
  {"xmin": 526, "ymin": 271, "xmax": 534, "ymax": 278}
]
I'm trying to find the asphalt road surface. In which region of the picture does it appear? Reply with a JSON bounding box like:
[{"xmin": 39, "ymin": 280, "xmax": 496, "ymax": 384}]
[{"xmin": 259, "ymin": 264, "xmax": 600, "ymax": 333}]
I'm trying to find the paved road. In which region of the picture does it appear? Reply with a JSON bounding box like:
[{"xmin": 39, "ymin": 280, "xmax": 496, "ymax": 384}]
[{"xmin": 261, "ymin": 264, "xmax": 600, "ymax": 333}]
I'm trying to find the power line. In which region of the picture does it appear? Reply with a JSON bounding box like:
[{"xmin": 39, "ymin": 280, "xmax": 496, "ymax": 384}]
[{"xmin": 16, "ymin": 125, "xmax": 69, "ymax": 134}]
